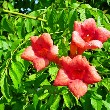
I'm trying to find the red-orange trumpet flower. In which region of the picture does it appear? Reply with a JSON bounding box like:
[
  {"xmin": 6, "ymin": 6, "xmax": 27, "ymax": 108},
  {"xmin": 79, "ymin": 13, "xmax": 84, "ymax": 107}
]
[
  {"xmin": 21, "ymin": 33, "xmax": 58, "ymax": 71},
  {"xmin": 70, "ymin": 18, "xmax": 110, "ymax": 57},
  {"xmin": 54, "ymin": 55, "xmax": 101, "ymax": 98}
]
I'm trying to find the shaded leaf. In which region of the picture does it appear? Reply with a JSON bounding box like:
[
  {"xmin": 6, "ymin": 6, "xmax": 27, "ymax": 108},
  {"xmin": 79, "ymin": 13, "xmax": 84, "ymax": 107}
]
[
  {"xmin": 2, "ymin": 18, "xmax": 14, "ymax": 33},
  {"xmin": 33, "ymin": 94, "xmax": 38, "ymax": 110},
  {"xmin": 34, "ymin": 73, "xmax": 48, "ymax": 88}
]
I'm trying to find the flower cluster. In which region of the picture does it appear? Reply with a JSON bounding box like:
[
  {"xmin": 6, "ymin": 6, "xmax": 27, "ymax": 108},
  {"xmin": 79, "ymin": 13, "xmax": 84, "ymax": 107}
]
[{"xmin": 21, "ymin": 18, "xmax": 110, "ymax": 98}]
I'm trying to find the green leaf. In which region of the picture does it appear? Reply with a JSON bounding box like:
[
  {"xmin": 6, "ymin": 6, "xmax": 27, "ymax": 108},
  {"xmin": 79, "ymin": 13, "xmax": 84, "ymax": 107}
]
[
  {"xmin": 58, "ymin": 10, "xmax": 65, "ymax": 30},
  {"xmin": 8, "ymin": 3, "xmax": 14, "ymax": 11},
  {"xmin": 50, "ymin": 95, "xmax": 60, "ymax": 110},
  {"xmin": 103, "ymin": 41, "xmax": 110, "ymax": 51},
  {"xmin": 3, "ymin": 1, "xmax": 8, "ymax": 9},
  {"xmin": 81, "ymin": 4, "xmax": 92, "ymax": 9},
  {"xmin": 33, "ymin": 94, "xmax": 38, "ymax": 110},
  {"xmin": 71, "ymin": 3, "xmax": 80, "ymax": 8},
  {"xmin": 11, "ymin": 102, "xmax": 23, "ymax": 110},
  {"xmin": 107, "ymin": 0, "xmax": 110, "ymax": 5},
  {"xmin": 10, "ymin": 61, "xmax": 24, "ymax": 89},
  {"xmin": 10, "ymin": 39, "xmax": 22, "ymax": 51},
  {"xmin": 1, "ymin": 73, "xmax": 11, "ymax": 101},
  {"xmin": 101, "ymin": 78, "xmax": 110, "ymax": 91},
  {"xmin": 34, "ymin": 73, "xmax": 48, "ymax": 88},
  {"xmin": 26, "ymin": 74, "xmax": 36, "ymax": 81},
  {"xmin": 97, "ymin": 10, "xmax": 103, "ymax": 27},
  {"xmin": 102, "ymin": 100, "xmax": 110, "ymax": 110},
  {"xmin": 48, "ymin": 66, "xmax": 58, "ymax": 81},
  {"xmin": 48, "ymin": 9, "xmax": 58, "ymax": 31},
  {"xmin": 2, "ymin": 18, "xmax": 14, "ymax": 33},
  {"xmin": 63, "ymin": 94, "xmax": 71, "ymax": 108},
  {"xmin": 9, "ymin": 68, "xmax": 19, "ymax": 89},
  {"xmin": 25, "ymin": 19, "xmax": 32, "ymax": 32},
  {"xmin": 83, "ymin": 51, "xmax": 92, "ymax": 59},
  {"xmin": 25, "ymin": 31, "xmax": 36, "ymax": 40},
  {"xmin": 38, "ymin": 92, "xmax": 49, "ymax": 100},
  {"xmin": 68, "ymin": 9, "xmax": 77, "ymax": 32},
  {"xmin": 0, "ymin": 103, "xmax": 4, "ymax": 110},
  {"xmin": 106, "ymin": 92, "xmax": 110, "ymax": 103},
  {"xmin": 91, "ymin": 93, "xmax": 102, "ymax": 110},
  {"xmin": 42, "ymin": 85, "xmax": 58, "ymax": 93},
  {"xmin": 78, "ymin": 8, "xmax": 86, "ymax": 21},
  {"xmin": 2, "ymin": 40, "xmax": 9, "ymax": 50},
  {"xmin": 46, "ymin": 94, "xmax": 55, "ymax": 108},
  {"xmin": 0, "ymin": 49, "xmax": 3, "ymax": 62},
  {"xmin": 40, "ymin": 79, "xmax": 50, "ymax": 86},
  {"xmin": 16, "ymin": 18, "xmax": 24, "ymax": 38},
  {"xmin": 15, "ymin": 48, "xmax": 26, "ymax": 62},
  {"xmin": 80, "ymin": 92, "xmax": 93, "ymax": 110}
]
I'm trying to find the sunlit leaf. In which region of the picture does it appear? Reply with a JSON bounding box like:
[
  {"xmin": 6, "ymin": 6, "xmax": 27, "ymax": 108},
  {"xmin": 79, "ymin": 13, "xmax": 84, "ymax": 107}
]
[
  {"xmin": 50, "ymin": 95, "xmax": 60, "ymax": 110},
  {"xmin": 1, "ymin": 73, "xmax": 11, "ymax": 101},
  {"xmin": 0, "ymin": 103, "xmax": 5, "ymax": 110},
  {"xmin": 9, "ymin": 68, "xmax": 19, "ymax": 89},
  {"xmin": 25, "ymin": 18, "xmax": 32, "ymax": 32},
  {"xmin": 91, "ymin": 93, "xmax": 102, "ymax": 110},
  {"xmin": 49, "ymin": 66, "xmax": 58, "ymax": 81},
  {"xmin": 10, "ymin": 61, "xmax": 24, "ymax": 89},
  {"xmin": 8, "ymin": 2, "xmax": 14, "ymax": 11},
  {"xmin": 38, "ymin": 92, "xmax": 49, "ymax": 100},
  {"xmin": 102, "ymin": 100, "xmax": 110, "ymax": 110},
  {"xmin": 63, "ymin": 94, "xmax": 71, "ymax": 108},
  {"xmin": 25, "ymin": 31, "xmax": 36, "ymax": 40}
]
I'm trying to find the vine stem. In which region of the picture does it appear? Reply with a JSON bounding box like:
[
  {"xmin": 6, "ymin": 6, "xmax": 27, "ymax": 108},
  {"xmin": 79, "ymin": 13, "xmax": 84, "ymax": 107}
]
[{"xmin": 2, "ymin": 9, "xmax": 47, "ymax": 22}]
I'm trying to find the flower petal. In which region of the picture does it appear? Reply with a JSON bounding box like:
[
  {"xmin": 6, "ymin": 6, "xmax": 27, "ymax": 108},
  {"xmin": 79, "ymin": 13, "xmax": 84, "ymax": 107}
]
[
  {"xmin": 60, "ymin": 56, "xmax": 72, "ymax": 70},
  {"xmin": 37, "ymin": 33, "xmax": 53, "ymax": 49},
  {"xmin": 83, "ymin": 66, "xmax": 101, "ymax": 84},
  {"xmin": 85, "ymin": 40, "xmax": 103, "ymax": 49},
  {"xmin": 72, "ymin": 55, "xmax": 90, "ymax": 68},
  {"xmin": 53, "ymin": 69, "xmax": 70, "ymax": 86},
  {"xmin": 33, "ymin": 57, "xmax": 49, "ymax": 71},
  {"xmin": 47, "ymin": 45, "xmax": 59, "ymax": 62},
  {"xmin": 82, "ymin": 18, "xmax": 96, "ymax": 33},
  {"xmin": 31, "ymin": 36, "xmax": 38, "ymax": 45},
  {"xmin": 21, "ymin": 46, "xmax": 37, "ymax": 61},
  {"xmin": 68, "ymin": 79, "xmax": 88, "ymax": 99},
  {"xmin": 77, "ymin": 47, "xmax": 85, "ymax": 55},
  {"xmin": 30, "ymin": 36, "xmax": 40, "ymax": 50},
  {"xmin": 96, "ymin": 27, "xmax": 110, "ymax": 43},
  {"xmin": 31, "ymin": 33, "xmax": 55, "ymax": 58},
  {"xmin": 74, "ymin": 21, "xmax": 82, "ymax": 36},
  {"xmin": 70, "ymin": 42, "xmax": 77, "ymax": 57},
  {"xmin": 69, "ymin": 55, "xmax": 89, "ymax": 80},
  {"xmin": 72, "ymin": 31, "xmax": 85, "ymax": 48}
]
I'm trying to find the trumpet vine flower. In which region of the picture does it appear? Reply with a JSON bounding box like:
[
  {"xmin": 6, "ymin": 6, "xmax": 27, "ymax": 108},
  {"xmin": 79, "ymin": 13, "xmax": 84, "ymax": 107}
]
[
  {"xmin": 54, "ymin": 55, "xmax": 101, "ymax": 98},
  {"xmin": 21, "ymin": 33, "xmax": 58, "ymax": 71},
  {"xmin": 70, "ymin": 18, "xmax": 110, "ymax": 57}
]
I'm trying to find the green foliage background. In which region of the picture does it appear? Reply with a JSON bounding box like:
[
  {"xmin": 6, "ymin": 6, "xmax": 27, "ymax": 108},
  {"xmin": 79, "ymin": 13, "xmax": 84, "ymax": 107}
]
[{"xmin": 0, "ymin": 0, "xmax": 110, "ymax": 110}]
